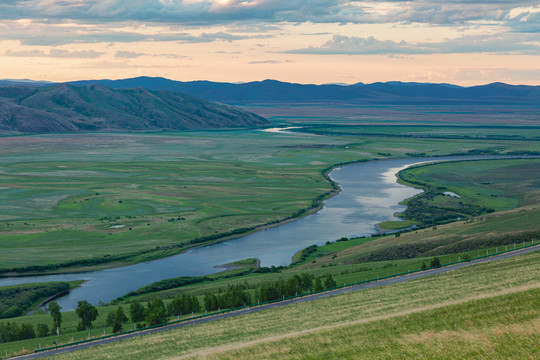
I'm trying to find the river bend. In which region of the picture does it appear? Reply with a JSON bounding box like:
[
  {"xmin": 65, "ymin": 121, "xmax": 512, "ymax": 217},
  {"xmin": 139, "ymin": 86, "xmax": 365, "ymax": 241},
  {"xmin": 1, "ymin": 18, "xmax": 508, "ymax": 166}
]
[{"xmin": 0, "ymin": 156, "xmax": 482, "ymax": 310}]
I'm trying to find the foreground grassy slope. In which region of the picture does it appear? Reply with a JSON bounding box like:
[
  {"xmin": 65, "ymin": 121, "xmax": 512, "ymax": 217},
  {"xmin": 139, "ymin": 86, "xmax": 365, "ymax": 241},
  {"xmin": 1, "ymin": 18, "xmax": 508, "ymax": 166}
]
[
  {"xmin": 49, "ymin": 249, "xmax": 540, "ymax": 360},
  {"xmin": 190, "ymin": 288, "xmax": 539, "ymax": 360}
]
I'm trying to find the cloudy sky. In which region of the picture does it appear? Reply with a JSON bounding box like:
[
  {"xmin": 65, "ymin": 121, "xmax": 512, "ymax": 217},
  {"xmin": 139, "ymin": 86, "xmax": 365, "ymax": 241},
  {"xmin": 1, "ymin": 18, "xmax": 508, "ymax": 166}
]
[{"xmin": 0, "ymin": 0, "xmax": 539, "ymax": 85}]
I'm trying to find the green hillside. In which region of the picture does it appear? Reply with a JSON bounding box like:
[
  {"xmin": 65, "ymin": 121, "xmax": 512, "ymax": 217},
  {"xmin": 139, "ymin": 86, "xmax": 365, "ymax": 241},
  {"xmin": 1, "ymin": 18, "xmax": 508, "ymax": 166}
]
[{"xmin": 46, "ymin": 249, "xmax": 540, "ymax": 360}]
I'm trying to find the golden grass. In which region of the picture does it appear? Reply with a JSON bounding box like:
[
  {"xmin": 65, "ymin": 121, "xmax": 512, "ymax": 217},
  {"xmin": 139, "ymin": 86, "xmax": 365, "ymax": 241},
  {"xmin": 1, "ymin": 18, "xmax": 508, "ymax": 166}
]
[{"xmin": 172, "ymin": 283, "xmax": 540, "ymax": 360}]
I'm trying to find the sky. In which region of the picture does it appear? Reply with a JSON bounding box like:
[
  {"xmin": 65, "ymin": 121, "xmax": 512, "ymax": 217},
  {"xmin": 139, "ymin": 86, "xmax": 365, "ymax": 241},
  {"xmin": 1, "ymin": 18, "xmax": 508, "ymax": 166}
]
[{"xmin": 0, "ymin": 0, "xmax": 539, "ymax": 86}]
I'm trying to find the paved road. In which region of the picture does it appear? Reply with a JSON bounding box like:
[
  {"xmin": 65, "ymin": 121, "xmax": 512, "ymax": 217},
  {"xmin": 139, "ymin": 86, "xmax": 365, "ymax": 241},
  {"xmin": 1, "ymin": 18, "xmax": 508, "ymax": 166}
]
[{"xmin": 14, "ymin": 244, "xmax": 540, "ymax": 359}]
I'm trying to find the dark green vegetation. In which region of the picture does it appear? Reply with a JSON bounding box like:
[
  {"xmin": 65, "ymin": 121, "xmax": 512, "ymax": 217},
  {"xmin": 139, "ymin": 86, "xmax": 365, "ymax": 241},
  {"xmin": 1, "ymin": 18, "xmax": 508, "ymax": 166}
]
[
  {"xmin": 0, "ymin": 84, "xmax": 268, "ymax": 133},
  {"xmin": 0, "ymin": 282, "xmax": 80, "ymax": 319},
  {"xmin": 288, "ymin": 124, "xmax": 540, "ymax": 142}
]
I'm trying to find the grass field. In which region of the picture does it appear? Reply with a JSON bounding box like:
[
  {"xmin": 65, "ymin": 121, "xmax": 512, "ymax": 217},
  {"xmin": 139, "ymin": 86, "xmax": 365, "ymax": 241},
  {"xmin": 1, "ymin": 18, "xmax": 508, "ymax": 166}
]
[
  {"xmin": 1, "ymin": 124, "xmax": 539, "ymax": 273},
  {"xmin": 292, "ymin": 124, "xmax": 540, "ymax": 141},
  {"xmin": 0, "ymin": 130, "xmax": 357, "ymax": 271},
  {"xmin": 399, "ymin": 158, "xmax": 540, "ymax": 211},
  {"xmin": 42, "ymin": 248, "xmax": 540, "ymax": 360}
]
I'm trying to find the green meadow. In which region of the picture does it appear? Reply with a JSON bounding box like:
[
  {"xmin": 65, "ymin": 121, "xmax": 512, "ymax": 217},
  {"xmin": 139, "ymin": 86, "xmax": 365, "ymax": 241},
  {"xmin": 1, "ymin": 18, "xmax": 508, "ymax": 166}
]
[
  {"xmin": 400, "ymin": 158, "xmax": 540, "ymax": 210},
  {"xmin": 1, "ymin": 122, "xmax": 540, "ymax": 273}
]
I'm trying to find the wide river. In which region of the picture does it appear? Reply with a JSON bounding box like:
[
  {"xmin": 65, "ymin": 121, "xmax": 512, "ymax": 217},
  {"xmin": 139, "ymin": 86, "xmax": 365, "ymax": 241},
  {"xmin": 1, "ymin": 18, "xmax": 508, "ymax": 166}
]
[{"xmin": 0, "ymin": 156, "xmax": 480, "ymax": 310}]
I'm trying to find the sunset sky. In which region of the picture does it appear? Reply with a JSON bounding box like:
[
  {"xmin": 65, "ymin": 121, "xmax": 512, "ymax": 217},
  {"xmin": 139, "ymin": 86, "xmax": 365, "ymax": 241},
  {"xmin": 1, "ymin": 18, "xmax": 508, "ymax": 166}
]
[{"xmin": 0, "ymin": 1, "xmax": 539, "ymax": 85}]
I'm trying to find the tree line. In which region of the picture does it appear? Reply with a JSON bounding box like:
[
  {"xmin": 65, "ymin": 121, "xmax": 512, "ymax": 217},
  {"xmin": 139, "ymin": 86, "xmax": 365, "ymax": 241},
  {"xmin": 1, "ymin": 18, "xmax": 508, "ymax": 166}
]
[{"xmin": 0, "ymin": 273, "xmax": 337, "ymax": 344}]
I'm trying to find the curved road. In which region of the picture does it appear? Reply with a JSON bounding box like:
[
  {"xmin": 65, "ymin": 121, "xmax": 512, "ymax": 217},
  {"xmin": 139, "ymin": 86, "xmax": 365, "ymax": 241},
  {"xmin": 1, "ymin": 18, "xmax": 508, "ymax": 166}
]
[{"xmin": 14, "ymin": 244, "xmax": 540, "ymax": 360}]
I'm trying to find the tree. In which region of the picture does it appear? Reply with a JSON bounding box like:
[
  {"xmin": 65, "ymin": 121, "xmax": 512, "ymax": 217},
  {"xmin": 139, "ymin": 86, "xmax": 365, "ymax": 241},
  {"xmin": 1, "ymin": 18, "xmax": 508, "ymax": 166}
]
[
  {"xmin": 47, "ymin": 301, "xmax": 62, "ymax": 335},
  {"xmin": 258, "ymin": 284, "xmax": 280, "ymax": 302},
  {"xmin": 300, "ymin": 273, "xmax": 314, "ymax": 291},
  {"xmin": 144, "ymin": 298, "xmax": 167, "ymax": 326},
  {"xmin": 129, "ymin": 301, "xmax": 145, "ymax": 323},
  {"xmin": 168, "ymin": 296, "xmax": 185, "ymax": 317},
  {"xmin": 324, "ymin": 274, "xmax": 336, "ymax": 289},
  {"xmin": 107, "ymin": 306, "xmax": 128, "ymax": 333},
  {"xmin": 17, "ymin": 323, "xmax": 35, "ymax": 340},
  {"xmin": 75, "ymin": 300, "xmax": 99, "ymax": 331},
  {"xmin": 430, "ymin": 257, "xmax": 441, "ymax": 268},
  {"xmin": 186, "ymin": 294, "xmax": 201, "ymax": 314},
  {"xmin": 313, "ymin": 276, "xmax": 323, "ymax": 292},
  {"xmin": 204, "ymin": 293, "xmax": 219, "ymax": 312},
  {"xmin": 36, "ymin": 323, "xmax": 49, "ymax": 338},
  {"xmin": 0, "ymin": 322, "xmax": 19, "ymax": 343}
]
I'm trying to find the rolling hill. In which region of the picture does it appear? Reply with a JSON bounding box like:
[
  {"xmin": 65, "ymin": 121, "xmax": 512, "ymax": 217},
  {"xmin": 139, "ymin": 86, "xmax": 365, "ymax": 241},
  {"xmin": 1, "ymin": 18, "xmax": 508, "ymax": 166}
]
[{"xmin": 0, "ymin": 83, "xmax": 269, "ymax": 133}]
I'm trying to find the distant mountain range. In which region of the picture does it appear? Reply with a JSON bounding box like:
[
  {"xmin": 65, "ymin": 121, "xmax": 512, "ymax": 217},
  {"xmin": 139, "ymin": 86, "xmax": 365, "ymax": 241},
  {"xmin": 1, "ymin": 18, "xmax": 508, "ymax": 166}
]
[
  {"xmin": 0, "ymin": 83, "xmax": 268, "ymax": 133},
  {"xmin": 65, "ymin": 77, "xmax": 540, "ymax": 106},
  {"xmin": 2, "ymin": 77, "xmax": 538, "ymax": 133}
]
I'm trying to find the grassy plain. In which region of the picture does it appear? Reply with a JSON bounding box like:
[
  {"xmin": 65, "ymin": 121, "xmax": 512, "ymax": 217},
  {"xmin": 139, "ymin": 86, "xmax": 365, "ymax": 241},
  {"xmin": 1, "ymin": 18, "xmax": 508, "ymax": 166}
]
[
  {"xmin": 45, "ymin": 247, "xmax": 540, "ymax": 360},
  {"xmin": 0, "ymin": 130, "xmax": 354, "ymax": 271},
  {"xmin": 1, "ymin": 124, "xmax": 539, "ymax": 273},
  {"xmin": 400, "ymin": 159, "xmax": 540, "ymax": 210}
]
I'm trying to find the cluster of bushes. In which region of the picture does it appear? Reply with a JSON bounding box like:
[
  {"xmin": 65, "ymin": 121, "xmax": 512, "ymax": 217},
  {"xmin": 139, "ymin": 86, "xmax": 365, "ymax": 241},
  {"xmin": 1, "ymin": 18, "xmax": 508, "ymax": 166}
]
[
  {"xmin": 291, "ymin": 244, "xmax": 318, "ymax": 265},
  {"xmin": 403, "ymin": 188, "xmax": 494, "ymax": 225},
  {"xmin": 117, "ymin": 276, "xmax": 209, "ymax": 301},
  {"xmin": 256, "ymin": 273, "xmax": 336, "ymax": 303},
  {"xmin": 203, "ymin": 285, "xmax": 250, "ymax": 311},
  {"xmin": 0, "ymin": 282, "xmax": 70, "ymax": 319},
  {"xmin": 187, "ymin": 226, "xmax": 257, "ymax": 247},
  {"xmin": 0, "ymin": 322, "xmax": 50, "ymax": 343},
  {"xmin": 253, "ymin": 265, "xmax": 288, "ymax": 273}
]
